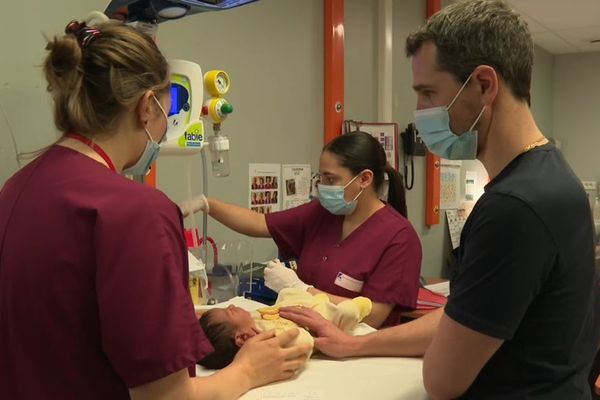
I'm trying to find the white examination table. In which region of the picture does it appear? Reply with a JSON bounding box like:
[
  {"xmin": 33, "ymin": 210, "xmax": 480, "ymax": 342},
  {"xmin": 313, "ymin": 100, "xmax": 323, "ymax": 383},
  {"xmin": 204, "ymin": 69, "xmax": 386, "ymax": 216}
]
[{"xmin": 196, "ymin": 297, "xmax": 427, "ymax": 400}]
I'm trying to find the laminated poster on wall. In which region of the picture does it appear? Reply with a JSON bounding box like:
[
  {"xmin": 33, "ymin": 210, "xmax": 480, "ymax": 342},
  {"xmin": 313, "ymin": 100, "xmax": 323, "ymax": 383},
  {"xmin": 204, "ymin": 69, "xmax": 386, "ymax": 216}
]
[
  {"xmin": 465, "ymin": 170, "xmax": 478, "ymax": 201},
  {"xmin": 446, "ymin": 208, "xmax": 467, "ymax": 250},
  {"xmin": 249, "ymin": 163, "xmax": 281, "ymax": 215},
  {"xmin": 282, "ymin": 164, "xmax": 311, "ymax": 210},
  {"xmin": 440, "ymin": 162, "xmax": 461, "ymax": 210},
  {"xmin": 345, "ymin": 120, "xmax": 398, "ymax": 170}
]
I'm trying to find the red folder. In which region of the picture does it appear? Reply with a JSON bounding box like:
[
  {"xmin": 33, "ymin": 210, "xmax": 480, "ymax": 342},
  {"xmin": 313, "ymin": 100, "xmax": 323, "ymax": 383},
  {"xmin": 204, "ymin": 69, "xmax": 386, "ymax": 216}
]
[{"xmin": 417, "ymin": 287, "xmax": 448, "ymax": 310}]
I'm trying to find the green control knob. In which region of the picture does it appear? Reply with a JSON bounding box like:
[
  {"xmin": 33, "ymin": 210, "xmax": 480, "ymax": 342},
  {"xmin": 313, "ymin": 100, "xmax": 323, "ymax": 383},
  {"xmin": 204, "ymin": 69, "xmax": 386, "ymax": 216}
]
[{"xmin": 220, "ymin": 103, "xmax": 234, "ymax": 114}]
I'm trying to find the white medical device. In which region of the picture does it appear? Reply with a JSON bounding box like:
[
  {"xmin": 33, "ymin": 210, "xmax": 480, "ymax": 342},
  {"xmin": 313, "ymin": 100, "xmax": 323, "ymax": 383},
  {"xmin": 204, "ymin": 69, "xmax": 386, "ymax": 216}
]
[
  {"xmin": 158, "ymin": 59, "xmax": 236, "ymax": 303},
  {"xmin": 161, "ymin": 60, "xmax": 206, "ymax": 155},
  {"xmin": 161, "ymin": 61, "xmax": 234, "ymax": 180}
]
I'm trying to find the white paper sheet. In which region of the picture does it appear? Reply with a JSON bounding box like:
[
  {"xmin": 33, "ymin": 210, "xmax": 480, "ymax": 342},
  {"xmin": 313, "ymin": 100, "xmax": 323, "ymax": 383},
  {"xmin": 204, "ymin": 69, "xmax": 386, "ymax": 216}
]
[{"xmin": 282, "ymin": 164, "xmax": 311, "ymax": 210}]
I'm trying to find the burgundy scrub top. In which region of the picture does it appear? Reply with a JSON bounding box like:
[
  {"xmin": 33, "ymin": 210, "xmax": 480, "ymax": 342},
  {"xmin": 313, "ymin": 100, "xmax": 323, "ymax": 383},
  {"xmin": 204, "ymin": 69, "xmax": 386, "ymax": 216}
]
[
  {"xmin": 266, "ymin": 200, "xmax": 422, "ymax": 326},
  {"xmin": 0, "ymin": 146, "xmax": 212, "ymax": 399}
]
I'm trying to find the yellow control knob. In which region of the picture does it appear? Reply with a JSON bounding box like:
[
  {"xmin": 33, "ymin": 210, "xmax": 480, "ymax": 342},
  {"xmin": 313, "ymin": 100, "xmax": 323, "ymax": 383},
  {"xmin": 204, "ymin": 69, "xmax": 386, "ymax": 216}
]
[{"xmin": 203, "ymin": 98, "xmax": 233, "ymax": 123}]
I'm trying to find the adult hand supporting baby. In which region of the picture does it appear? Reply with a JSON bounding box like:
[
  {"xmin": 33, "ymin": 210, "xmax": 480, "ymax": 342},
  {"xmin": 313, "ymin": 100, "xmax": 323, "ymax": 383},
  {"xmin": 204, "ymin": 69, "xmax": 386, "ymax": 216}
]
[
  {"xmin": 279, "ymin": 306, "xmax": 356, "ymax": 358},
  {"xmin": 264, "ymin": 259, "xmax": 312, "ymax": 292},
  {"xmin": 230, "ymin": 328, "xmax": 311, "ymax": 389}
]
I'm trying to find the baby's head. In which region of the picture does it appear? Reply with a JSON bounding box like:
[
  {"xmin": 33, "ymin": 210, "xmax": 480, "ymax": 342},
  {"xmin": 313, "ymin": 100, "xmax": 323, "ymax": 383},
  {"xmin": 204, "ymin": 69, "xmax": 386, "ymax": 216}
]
[{"xmin": 198, "ymin": 305, "xmax": 259, "ymax": 369}]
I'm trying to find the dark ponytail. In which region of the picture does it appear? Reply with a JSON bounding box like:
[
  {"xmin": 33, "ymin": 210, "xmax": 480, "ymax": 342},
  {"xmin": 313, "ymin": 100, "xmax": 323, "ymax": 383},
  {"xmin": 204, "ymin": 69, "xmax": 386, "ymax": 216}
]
[
  {"xmin": 323, "ymin": 131, "xmax": 408, "ymax": 218},
  {"xmin": 385, "ymin": 164, "xmax": 407, "ymax": 217}
]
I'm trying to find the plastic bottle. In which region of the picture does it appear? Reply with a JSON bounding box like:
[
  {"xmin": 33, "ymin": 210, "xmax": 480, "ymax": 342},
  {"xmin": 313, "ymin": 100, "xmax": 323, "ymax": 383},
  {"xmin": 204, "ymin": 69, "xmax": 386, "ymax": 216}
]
[{"xmin": 185, "ymin": 230, "xmax": 209, "ymax": 306}]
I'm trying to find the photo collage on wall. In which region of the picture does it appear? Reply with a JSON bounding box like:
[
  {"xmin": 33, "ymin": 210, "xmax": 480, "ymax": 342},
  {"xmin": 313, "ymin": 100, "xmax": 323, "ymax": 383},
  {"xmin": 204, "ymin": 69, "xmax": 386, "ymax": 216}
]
[
  {"xmin": 249, "ymin": 164, "xmax": 281, "ymax": 215},
  {"xmin": 250, "ymin": 175, "xmax": 279, "ymax": 214},
  {"xmin": 249, "ymin": 164, "xmax": 312, "ymax": 214}
]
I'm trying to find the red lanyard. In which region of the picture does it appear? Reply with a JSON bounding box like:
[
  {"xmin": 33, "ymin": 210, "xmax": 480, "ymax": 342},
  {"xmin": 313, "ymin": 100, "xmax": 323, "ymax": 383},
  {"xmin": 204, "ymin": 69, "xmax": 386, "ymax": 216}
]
[{"xmin": 64, "ymin": 133, "xmax": 117, "ymax": 173}]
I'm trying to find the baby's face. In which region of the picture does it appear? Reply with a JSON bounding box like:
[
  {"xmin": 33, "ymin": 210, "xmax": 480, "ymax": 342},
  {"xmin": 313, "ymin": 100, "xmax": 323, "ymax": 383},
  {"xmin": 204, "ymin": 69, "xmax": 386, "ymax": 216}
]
[{"xmin": 210, "ymin": 305, "xmax": 256, "ymax": 331}]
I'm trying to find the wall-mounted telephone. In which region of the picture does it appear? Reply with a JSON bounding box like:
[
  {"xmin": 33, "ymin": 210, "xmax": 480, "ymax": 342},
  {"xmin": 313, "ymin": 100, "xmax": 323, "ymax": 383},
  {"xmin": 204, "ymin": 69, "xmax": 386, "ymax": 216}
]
[
  {"xmin": 401, "ymin": 123, "xmax": 426, "ymax": 156},
  {"xmin": 400, "ymin": 123, "xmax": 427, "ymax": 190}
]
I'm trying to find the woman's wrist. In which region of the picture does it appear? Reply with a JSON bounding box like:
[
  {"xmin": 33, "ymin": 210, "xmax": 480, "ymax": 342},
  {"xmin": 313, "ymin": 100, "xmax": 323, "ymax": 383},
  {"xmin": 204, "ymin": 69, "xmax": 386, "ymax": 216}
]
[
  {"xmin": 219, "ymin": 362, "xmax": 253, "ymax": 396},
  {"xmin": 347, "ymin": 333, "xmax": 370, "ymax": 357}
]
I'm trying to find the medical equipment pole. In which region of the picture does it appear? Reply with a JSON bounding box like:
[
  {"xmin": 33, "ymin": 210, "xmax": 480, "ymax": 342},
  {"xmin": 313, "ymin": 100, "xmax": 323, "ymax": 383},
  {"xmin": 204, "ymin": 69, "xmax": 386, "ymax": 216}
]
[{"xmin": 201, "ymin": 147, "xmax": 209, "ymax": 269}]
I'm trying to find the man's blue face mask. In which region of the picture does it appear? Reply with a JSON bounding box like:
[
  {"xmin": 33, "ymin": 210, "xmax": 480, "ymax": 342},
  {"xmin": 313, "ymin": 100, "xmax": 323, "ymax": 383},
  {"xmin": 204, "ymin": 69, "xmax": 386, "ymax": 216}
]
[{"xmin": 413, "ymin": 74, "xmax": 486, "ymax": 160}]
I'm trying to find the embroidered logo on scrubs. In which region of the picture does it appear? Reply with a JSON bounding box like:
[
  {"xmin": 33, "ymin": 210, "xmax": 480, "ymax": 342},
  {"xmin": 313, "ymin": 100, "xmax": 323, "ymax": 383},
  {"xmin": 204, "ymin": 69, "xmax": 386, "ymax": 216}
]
[{"xmin": 334, "ymin": 272, "xmax": 364, "ymax": 292}]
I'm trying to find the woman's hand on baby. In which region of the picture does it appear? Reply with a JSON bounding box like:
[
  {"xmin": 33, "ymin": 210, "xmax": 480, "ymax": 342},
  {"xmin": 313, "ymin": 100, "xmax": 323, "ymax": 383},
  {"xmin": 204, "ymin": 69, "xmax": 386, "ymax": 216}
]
[
  {"xmin": 231, "ymin": 328, "xmax": 311, "ymax": 389},
  {"xmin": 179, "ymin": 194, "xmax": 209, "ymax": 218},
  {"xmin": 264, "ymin": 259, "xmax": 312, "ymax": 292},
  {"xmin": 279, "ymin": 306, "xmax": 356, "ymax": 358}
]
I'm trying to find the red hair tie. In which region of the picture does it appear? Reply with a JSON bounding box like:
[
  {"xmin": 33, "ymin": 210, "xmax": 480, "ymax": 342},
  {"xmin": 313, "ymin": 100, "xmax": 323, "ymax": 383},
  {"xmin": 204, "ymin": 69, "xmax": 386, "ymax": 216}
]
[{"xmin": 64, "ymin": 20, "xmax": 103, "ymax": 48}]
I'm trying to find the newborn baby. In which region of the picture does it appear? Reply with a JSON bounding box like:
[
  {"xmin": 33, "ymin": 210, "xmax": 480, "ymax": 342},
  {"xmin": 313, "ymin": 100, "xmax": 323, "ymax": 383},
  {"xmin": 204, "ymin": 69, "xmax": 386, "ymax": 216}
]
[{"xmin": 198, "ymin": 288, "xmax": 372, "ymax": 369}]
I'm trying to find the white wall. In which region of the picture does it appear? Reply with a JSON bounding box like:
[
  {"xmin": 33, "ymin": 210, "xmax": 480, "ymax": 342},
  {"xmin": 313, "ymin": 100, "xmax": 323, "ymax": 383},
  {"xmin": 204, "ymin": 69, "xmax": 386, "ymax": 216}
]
[
  {"xmin": 531, "ymin": 46, "xmax": 555, "ymax": 139},
  {"xmin": 345, "ymin": 0, "xmax": 451, "ymax": 277},
  {"xmin": 156, "ymin": 0, "xmax": 325, "ymax": 264},
  {"xmin": 0, "ymin": 1, "xmax": 110, "ymax": 184},
  {"xmin": 0, "ymin": 0, "xmax": 325, "ymax": 265},
  {"xmin": 0, "ymin": 0, "xmax": 565, "ymax": 277},
  {"xmin": 553, "ymin": 52, "xmax": 600, "ymax": 184},
  {"xmin": 344, "ymin": 0, "xmax": 378, "ymax": 120}
]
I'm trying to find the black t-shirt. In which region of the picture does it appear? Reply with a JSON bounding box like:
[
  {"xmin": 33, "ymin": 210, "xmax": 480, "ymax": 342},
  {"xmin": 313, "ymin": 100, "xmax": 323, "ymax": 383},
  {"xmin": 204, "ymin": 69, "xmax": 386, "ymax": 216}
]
[{"xmin": 446, "ymin": 144, "xmax": 599, "ymax": 399}]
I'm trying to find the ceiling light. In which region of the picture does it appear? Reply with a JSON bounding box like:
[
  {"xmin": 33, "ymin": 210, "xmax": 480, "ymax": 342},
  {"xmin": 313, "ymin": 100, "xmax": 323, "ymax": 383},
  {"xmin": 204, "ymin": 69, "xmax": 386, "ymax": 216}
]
[
  {"xmin": 153, "ymin": 0, "xmax": 189, "ymax": 19},
  {"xmin": 157, "ymin": 6, "xmax": 187, "ymax": 18}
]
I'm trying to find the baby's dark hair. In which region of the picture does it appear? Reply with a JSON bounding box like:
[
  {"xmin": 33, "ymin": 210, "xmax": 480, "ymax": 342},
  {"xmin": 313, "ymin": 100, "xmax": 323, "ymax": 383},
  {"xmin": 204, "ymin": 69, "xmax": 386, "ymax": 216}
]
[{"xmin": 197, "ymin": 310, "xmax": 240, "ymax": 369}]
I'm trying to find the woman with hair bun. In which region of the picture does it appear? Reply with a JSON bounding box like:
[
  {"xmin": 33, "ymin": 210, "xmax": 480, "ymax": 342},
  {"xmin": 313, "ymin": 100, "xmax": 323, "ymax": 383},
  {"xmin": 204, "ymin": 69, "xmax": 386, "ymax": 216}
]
[{"xmin": 0, "ymin": 16, "xmax": 308, "ymax": 400}]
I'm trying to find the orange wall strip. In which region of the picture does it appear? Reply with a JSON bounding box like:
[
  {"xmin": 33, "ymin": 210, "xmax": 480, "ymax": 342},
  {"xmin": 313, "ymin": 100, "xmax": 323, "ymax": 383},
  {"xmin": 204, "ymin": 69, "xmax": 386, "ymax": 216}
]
[
  {"xmin": 324, "ymin": 0, "xmax": 345, "ymax": 145},
  {"xmin": 425, "ymin": 0, "xmax": 441, "ymax": 226},
  {"xmin": 145, "ymin": 164, "xmax": 157, "ymax": 188}
]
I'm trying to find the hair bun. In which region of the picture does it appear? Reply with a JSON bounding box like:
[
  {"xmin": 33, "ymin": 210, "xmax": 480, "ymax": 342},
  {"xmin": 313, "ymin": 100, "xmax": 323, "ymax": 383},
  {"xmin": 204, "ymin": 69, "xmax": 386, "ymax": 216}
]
[
  {"xmin": 45, "ymin": 35, "xmax": 82, "ymax": 78},
  {"xmin": 44, "ymin": 34, "xmax": 83, "ymax": 97}
]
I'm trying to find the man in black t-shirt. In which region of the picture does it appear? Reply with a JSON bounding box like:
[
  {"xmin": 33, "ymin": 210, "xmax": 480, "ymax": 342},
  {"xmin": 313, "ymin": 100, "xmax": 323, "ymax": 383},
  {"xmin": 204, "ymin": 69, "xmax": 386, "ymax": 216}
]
[
  {"xmin": 278, "ymin": 1, "xmax": 599, "ymax": 399},
  {"xmin": 446, "ymin": 145, "xmax": 598, "ymax": 399}
]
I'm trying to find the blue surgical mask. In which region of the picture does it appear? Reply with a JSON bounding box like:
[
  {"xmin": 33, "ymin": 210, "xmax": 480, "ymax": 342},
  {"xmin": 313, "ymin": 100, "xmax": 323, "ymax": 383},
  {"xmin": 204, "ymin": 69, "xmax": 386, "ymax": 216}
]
[
  {"xmin": 413, "ymin": 75, "xmax": 486, "ymax": 160},
  {"xmin": 317, "ymin": 175, "xmax": 363, "ymax": 215},
  {"xmin": 122, "ymin": 96, "xmax": 168, "ymax": 176}
]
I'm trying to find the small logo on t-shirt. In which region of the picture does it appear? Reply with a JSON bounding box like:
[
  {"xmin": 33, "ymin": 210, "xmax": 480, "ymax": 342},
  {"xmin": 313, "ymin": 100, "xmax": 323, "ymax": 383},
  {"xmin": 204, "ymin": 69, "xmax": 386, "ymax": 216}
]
[{"xmin": 334, "ymin": 272, "xmax": 364, "ymax": 292}]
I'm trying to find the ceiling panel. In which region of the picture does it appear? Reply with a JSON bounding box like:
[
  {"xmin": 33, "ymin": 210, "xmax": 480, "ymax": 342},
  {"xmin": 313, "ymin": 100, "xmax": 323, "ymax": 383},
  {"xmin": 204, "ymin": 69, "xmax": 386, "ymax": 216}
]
[
  {"xmin": 557, "ymin": 26, "xmax": 600, "ymax": 52},
  {"xmin": 506, "ymin": 0, "xmax": 600, "ymax": 31},
  {"xmin": 518, "ymin": 12, "xmax": 547, "ymax": 34},
  {"xmin": 505, "ymin": 0, "xmax": 600, "ymax": 54},
  {"xmin": 531, "ymin": 31, "xmax": 579, "ymax": 54}
]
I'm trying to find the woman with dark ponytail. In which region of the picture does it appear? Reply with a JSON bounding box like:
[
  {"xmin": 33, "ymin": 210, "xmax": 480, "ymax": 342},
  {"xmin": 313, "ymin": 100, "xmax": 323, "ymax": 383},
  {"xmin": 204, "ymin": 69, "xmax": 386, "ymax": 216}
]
[
  {"xmin": 323, "ymin": 131, "xmax": 408, "ymax": 218},
  {"xmin": 0, "ymin": 14, "xmax": 308, "ymax": 400},
  {"xmin": 187, "ymin": 131, "xmax": 422, "ymax": 330}
]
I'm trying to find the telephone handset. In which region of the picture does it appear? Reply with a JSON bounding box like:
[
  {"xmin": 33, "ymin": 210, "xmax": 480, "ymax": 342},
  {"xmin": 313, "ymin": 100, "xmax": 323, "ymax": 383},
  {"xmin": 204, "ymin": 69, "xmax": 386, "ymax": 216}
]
[
  {"xmin": 401, "ymin": 123, "xmax": 426, "ymax": 157},
  {"xmin": 400, "ymin": 123, "xmax": 426, "ymax": 190}
]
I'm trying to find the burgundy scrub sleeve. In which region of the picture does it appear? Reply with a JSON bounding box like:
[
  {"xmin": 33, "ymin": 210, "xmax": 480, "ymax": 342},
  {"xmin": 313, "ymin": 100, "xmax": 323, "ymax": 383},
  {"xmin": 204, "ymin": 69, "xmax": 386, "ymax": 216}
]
[
  {"xmin": 265, "ymin": 200, "xmax": 320, "ymax": 259},
  {"xmin": 94, "ymin": 193, "xmax": 212, "ymax": 388},
  {"xmin": 359, "ymin": 226, "xmax": 422, "ymax": 309}
]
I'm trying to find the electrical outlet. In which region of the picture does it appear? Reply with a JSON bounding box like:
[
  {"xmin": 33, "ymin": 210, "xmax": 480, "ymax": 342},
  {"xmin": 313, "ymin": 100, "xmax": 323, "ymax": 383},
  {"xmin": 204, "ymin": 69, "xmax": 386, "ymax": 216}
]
[{"xmin": 582, "ymin": 181, "xmax": 597, "ymax": 191}]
